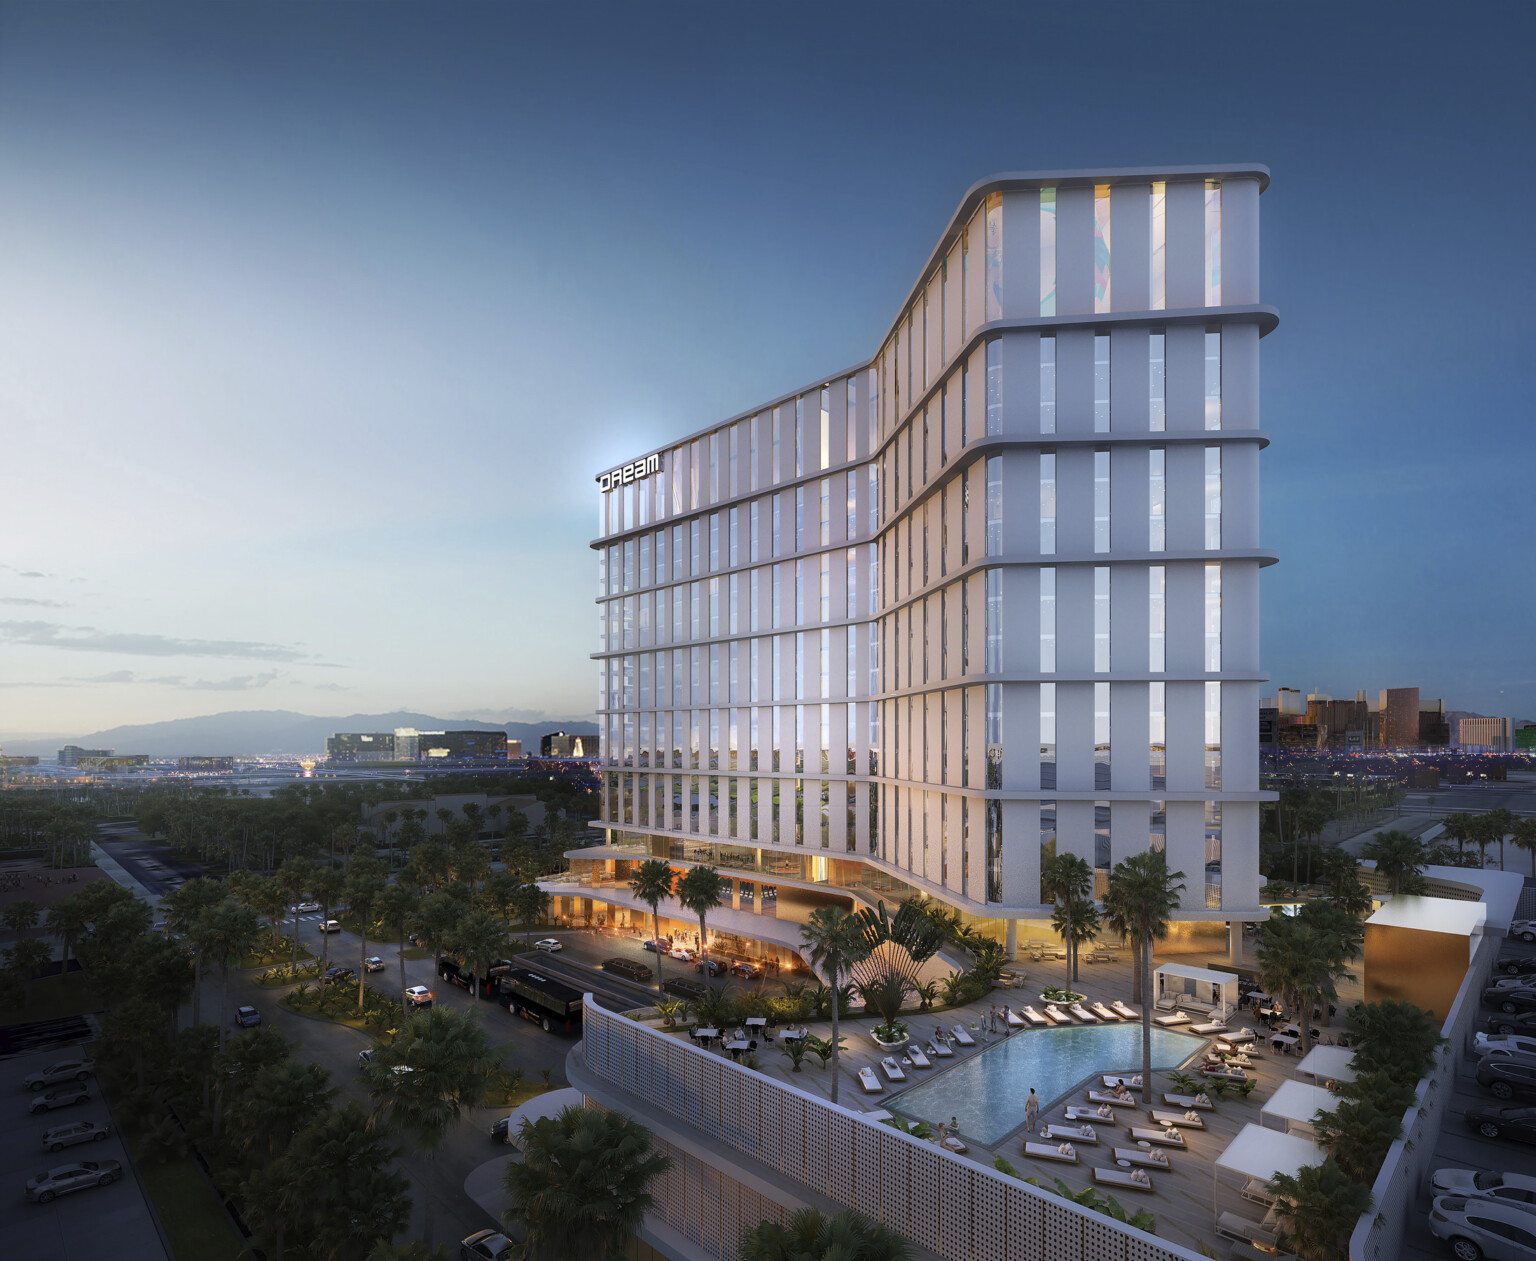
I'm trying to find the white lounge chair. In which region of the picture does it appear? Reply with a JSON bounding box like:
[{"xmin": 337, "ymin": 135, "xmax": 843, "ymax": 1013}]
[
  {"xmin": 1216, "ymin": 1210, "xmax": 1281, "ymax": 1248},
  {"xmin": 1111, "ymin": 1000, "xmax": 1139, "ymax": 1020},
  {"xmin": 1102, "ymin": 1074, "xmax": 1142, "ymax": 1089},
  {"xmin": 926, "ymin": 1039, "xmax": 953, "ymax": 1058},
  {"xmin": 1091, "ymin": 1002, "xmax": 1119, "ymax": 1021},
  {"xmin": 935, "ymin": 1132, "xmax": 968, "ymax": 1154},
  {"xmin": 1153, "ymin": 1011, "xmax": 1191, "ymax": 1027},
  {"xmin": 1022, "ymin": 1005, "xmax": 1051, "ymax": 1026},
  {"xmin": 1163, "ymin": 1093, "xmax": 1213, "ymax": 1110},
  {"xmin": 1023, "ymin": 1141, "xmax": 1077, "ymax": 1163},
  {"xmin": 1093, "ymin": 1167, "xmax": 1153, "ymax": 1192},
  {"xmin": 1190, "ymin": 1020, "xmax": 1229, "ymax": 1035},
  {"xmin": 1064, "ymin": 1105, "xmax": 1112, "ymax": 1122},
  {"xmin": 1150, "ymin": 1109, "xmax": 1205, "ymax": 1130},
  {"xmin": 858, "ymin": 1067, "xmax": 882, "ymax": 1093},
  {"xmin": 905, "ymin": 1046, "xmax": 932, "ymax": 1069},
  {"xmin": 950, "ymin": 1024, "xmax": 976, "ymax": 1046},
  {"xmin": 1154, "ymin": 994, "xmax": 1178, "ymax": 1011},
  {"xmin": 1045, "ymin": 1004, "xmax": 1072, "ymax": 1023},
  {"xmin": 1223, "ymin": 1027, "xmax": 1257, "ymax": 1044},
  {"xmin": 1040, "ymin": 1123, "xmax": 1098, "ymax": 1144},
  {"xmin": 1127, "ymin": 1125, "xmax": 1185, "ymax": 1147},
  {"xmin": 1004, "ymin": 1009, "xmax": 1026, "ymax": 1029},
  {"xmin": 1087, "ymin": 1090, "xmax": 1138, "ymax": 1107},
  {"xmin": 880, "ymin": 1057, "xmax": 907, "ymax": 1082},
  {"xmin": 1113, "ymin": 1145, "xmax": 1170, "ymax": 1169},
  {"xmin": 1070, "ymin": 1003, "xmax": 1098, "ymax": 1023}
]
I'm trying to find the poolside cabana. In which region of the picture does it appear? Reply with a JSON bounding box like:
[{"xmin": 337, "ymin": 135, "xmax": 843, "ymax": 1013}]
[
  {"xmin": 1259, "ymin": 1081, "xmax": 1334, "ymax": 1135},
  {"xmin": 1155, "ymin": 962, "xmax": 1239, "ymax": 1012},
  {"xmin": 1214, "ymin": 1122, "xmax": 1321, "ymax": 1211},
  {"xmin": 1294, "ymin": 1044, "xmax": 1356, "ymax": 1086}
]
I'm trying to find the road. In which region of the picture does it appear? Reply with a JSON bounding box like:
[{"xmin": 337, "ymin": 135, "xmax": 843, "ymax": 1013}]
[{"xmin": 94, "ymin": 826, "xmax": 210, "ymax": 897}]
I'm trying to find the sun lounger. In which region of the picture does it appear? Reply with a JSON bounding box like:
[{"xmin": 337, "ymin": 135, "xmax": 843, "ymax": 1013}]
[
  {"xmin": 880, "ymin": 1056, "xmax": 907, "ymax": 1082},
  {"xmin": 1223, "ymin": 1027, "xmax": 1257, "ymax": 1044},
  {"xmin": 1216, "ymin": 1211, "xmax": 1281, "ymax": 1248},
  {"xmin": 1041, "ymin": 1123, "xmax": 1098, "ymax": 1143},
  {"xmin": 1094, "ymin": 1166, "xmax": 1154, "ymax": 1192},
  {"xmin": 1087, "ymin": 1090, "xmax": 1138, "ymax": 1107},
  {"xmin": 1091, "ymin": 1002, "xmax": 1119, "ymax": 1021},
  {"xmin": 935, "ymin": 1133, "xmax": 968, "ymax": 1154},
  {"xmin": 1022, "ymin": 1006, "xmax": 1051, "ymax": 1026},
  {"xmin": 925, "ymin": 1039, "xmax": 953, "ymax": 1058},
  {"xmin": 1216, "ymin": 1039, "xmax": 1261, "ymax": 1058},
  {"xmin": 858, "ymin": 1067, "xmax": 882, "ymax": 1093},
  {"xmin": 1150, "ymin": 1109, "xmax": 1206, "ymax": 1129},
  {"xmin": 1190, "ymin": 1020, "xmax": 1229, "ymax": 1035},
  {"xmin": 950, "ymin": 1024, "xmax": 976, "ymax": 1047},
  {"xmin": 1102, "ymin": 1074, "xmax": 1143, "ymax": 1089},
  {"xmin": 1111, "ymin": 1000, "xmax": 1139, "ymax": 1020},
  {"xmin": 1113, "ymin": 1146, "xmax": 1171, "ymax": 1169},
  {"xmin": 1153, "ymin": 1012, "xmax": 1191, "ymax": 1027},
  {"xmin": 1201, "ymin": 1065, "xmax": 1247, "ymax": 1082},
  {"xmin": 1023, "ymin": 1141, "xmax": 1078, "ymax": 1163},
  {"xmin": 1154, "ymin": 995, "xmax": 1178, "ymax": 1011},
  {"xmin": 1046, "ymin": 1004, "xmax": 1073, "ymax": 1023},
  {"xmin": 1127, "ymin": 1125, "xmax": 1185, "ymax": 1147},
  {"xmin": 1163, "ymin": 1093, "xmax": 1214, "ymax": 1110},
  {"xmin": 905, "ymin": 1046, "xmax": 932, "ymax": 1069},
  {"xmin": 1004, "ymin": 1009, "xmax": 1026, "ymax": 1029},
  {"xmin": 1070, "ymin": 1003, "xmax": 1098, "ymax": 1022},
  {"xmin": 1065, "ymin": 1105, "xmax": 1115, "ymax": 1122}
]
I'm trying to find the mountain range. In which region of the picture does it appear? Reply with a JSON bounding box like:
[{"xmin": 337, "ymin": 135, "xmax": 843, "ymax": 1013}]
[{"xmin": 0, "ymin": 710, "xmax": 599, "ymax": 759}]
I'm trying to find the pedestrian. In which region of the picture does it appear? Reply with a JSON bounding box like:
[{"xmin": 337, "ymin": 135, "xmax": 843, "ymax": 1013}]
[{"xmin": 1024, "ymin": 1089, "xmax": 1040, "ymax": 1132}]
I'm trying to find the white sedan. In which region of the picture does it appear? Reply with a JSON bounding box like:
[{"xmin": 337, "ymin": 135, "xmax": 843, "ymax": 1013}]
[
  {"xmin": 1430, "ymin": 1193, "xmax": 1536, "ymax": 1257},
  {"xmin": 291, "ymin": 901, "xmax": 320, "ymax": 913},
  {"xmin": 404, "ymin": 986, "xmax": 434, "ymax": 1008},
  {"xmin": 532, "ymin": 939, "xmax": 563, "ymax": 953},
  {"xmin": 1431, "ymin": 1168, "xmax": 1536, "ymax": 1210},
  {"xmin": 668, "ymin": 946, "xmax": 693, "ymax": 961},
  {"xmin": 1478, "ymin": 1034, "xmax": 1536, "ymax": 1060}
]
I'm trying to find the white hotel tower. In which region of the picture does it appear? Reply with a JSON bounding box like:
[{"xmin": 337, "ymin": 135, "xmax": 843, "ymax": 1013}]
[{"xmin": 574, "ymin": 166, "xmax": 1277, "ymax": 968}]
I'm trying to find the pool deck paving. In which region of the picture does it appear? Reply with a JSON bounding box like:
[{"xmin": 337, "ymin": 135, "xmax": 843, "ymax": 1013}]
[{"xmin": 648, "ymin": 950, "xmax": 1366, "ymax": 1259}]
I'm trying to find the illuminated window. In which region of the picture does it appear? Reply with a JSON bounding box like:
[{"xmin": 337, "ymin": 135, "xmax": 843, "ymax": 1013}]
[
  {"xmin": 1149, "ymin": 449, "xmax": 1166, "ymax": 552},
  {"xmin": 985, "ymin": 456, "xmax": 1002, "ymax": 557},
  {"xmin": 985, "ymin": 192, "xmax": 1004, "ymax": 322},
  {"xmin": 1149, "ymin": 682, "xmax": 1166, "ymax": 790},
  {"xmin": 1205, "ymin": 446, "xmax": 1222, "ymax": 548},
  {"xmin": 1093, "ymin": 185, "xmax": 1112, "ymax": 313},
  {"xmin": 1040, "ymin": 336, "xmax": 1056, "ymax": 434},
  {"xmin": 1039, "ymin": 567, "xmax": 1056, "ymax": 673},
  {"xmin": 1040, "ymin": 188, "xmax": 1056, "ymax": 316},
  {"xmin": 1094, "ymin": 682, "xmax": 1111, "ymax": 791},
  {"xmin": 1094, "ymin": 450, "xmax": 1110, "ymax": 552},
  {"xmin": 1205, "ymin": 331, "xmax": 1222, "ymax": 430},
  {"xmin": 1149, "ymin": 332, "xmax": 1165, "ymax": 432},
  {"xmin": 1150, "ymin": 182, "xmax": 1166, "ymax": 311},
  {"xmin": 986, "ymin": 339, "xmax": 1002, "ymax": 435},
  {"xmin": 1205, "ymin": 181, "xmax": 1222, "ymax": 306},
  {"xmin": 1039, "ymin": 683, "xmax": 1056, "ymax": 791},
  {"xmin": 1205, "ymin": 682, "xmax": 1222, "ymax": 790},
  {"xmin": 1039, "ymin": 454, "xmax": 1056, "ymax": 555},
  {"xmin": 1205, "ymin": 563, "xmax": 1222, "ymax": 672}
]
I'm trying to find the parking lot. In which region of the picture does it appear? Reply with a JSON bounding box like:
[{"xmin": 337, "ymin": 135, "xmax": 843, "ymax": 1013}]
[{"xmin": 0, "ymin": 1042, "xmax": 167, "ymax": 1261}]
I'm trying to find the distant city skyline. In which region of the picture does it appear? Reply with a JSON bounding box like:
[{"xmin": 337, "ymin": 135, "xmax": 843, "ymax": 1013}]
[{"xmin": 2, "ymin": 3, "xmax": 1532, "ymax": 735}]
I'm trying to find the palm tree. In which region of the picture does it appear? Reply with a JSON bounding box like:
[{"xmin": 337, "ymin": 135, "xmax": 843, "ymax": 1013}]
[
  {"xmin": 452, "ymin": 910, "xmax": 508, "ymax": 1005},
  {"xmin": 1268, "ymin": 1158, "xmax": 1372, "ymax": 1261},
  {"xmin": 196, "ymin": 898, "xmax": 263, "ymax": 1053},
  {"xmin": 3, "ymin": 897, "xmax": 41, "ymax": 938},
  {"xmin": 1513, "ymin": 815, "xmax": 1536, "ymax": 877},
  {"xmin": 47, "ymin": 895, "xmax": 90, "ymax": 975},
  {"xmin": 159, "ymin": 877, "xmax": 226, "ymax": 1025},
  {"xmin": 1361, "ymin": 830, "xmax": 1427, "ymax": 895},
  {"xmin": 1311, "ymin": 1095, "xmax": 1403, "ymax": 1184},
  {"xmin": 4, "ymin": 936, "xmax": 52, "ymax": 1008},
  {"xmin": 739, "ymin": 1207, "xmax": 912, "ymax": 1260},
  {"xmin": 311, "ymin": 864, "xmax": 346, "ymax": 998},
  {"xmin": 676, "ymin": 865, "xmax": 728, "ymax": 974},
  {"xmin": 509, "ymin": 882, "xmax": 552, "ymax": 949},
  {"xmin": 628, "ymin": 858, "xmax": 676, "ymax": 986},
  {"xmin": 346, "ymin": 852, "xmax": 388, "ymax": 1014},
  {"xmin": 1487, "ymin": 807, "xmax": 1519, "ymax": 870},
  {"xmin": 799, "ymin": 906, "xmax": 871, "ymax": 1105},
  {"xmin": 503, "ymin": 1104, "xmax": 672, "ymax": 1260},
  {"xmin": 375, "ymin": 883, "xmax": 421, "ymax": 1016},
  {"xmin": 1467, "ymin": 814, "xmax": 1497, "ymax": 869},
  {"xmin": 1345, "ymin": 998, "xmax": 1444, "ymax": 1087},
  {"xmin": 1041, "ymin": 852, "xmax": 1093, "ymax": 980},
  {"xmin": 1441, "ymin": 811, "xmax": 1474, "ymax": 856},
  {"xmin": 1257, "ymin": 916, "xmax": 1353, "ymax": 1053},
  {"xmin": 276, "ymin": 856, "xmax": 318, "ymax": 978},
  {"xmin": 1105, "ymin": 852, "xmax": 1185, "ymax": 1103}
]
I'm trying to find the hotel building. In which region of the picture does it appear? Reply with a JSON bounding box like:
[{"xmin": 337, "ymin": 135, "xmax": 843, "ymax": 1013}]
[{"xmin": 558, "ymin": 166, "xmax": 1277, "ymax": 970}]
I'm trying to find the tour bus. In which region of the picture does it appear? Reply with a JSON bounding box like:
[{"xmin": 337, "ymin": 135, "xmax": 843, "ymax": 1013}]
[{"xmin": 495, "ymin": 967, "xmax": 584, "ymax": 1035}]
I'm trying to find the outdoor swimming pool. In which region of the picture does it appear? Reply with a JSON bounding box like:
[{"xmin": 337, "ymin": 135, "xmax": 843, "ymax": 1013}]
[{"xmin": 891, "ymin": 1023, "xmax": 1208, "ymax": 1146}]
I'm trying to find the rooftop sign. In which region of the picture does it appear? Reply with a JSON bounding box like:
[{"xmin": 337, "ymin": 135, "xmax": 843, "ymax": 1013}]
[{"xmin": 596, "ymin": 452, "xmax": 660, "ymax": 492}]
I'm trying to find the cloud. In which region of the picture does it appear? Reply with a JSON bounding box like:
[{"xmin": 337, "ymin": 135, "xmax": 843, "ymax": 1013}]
[
  {"xmin": 0, "ymin": 620, "xmax": 308, "ymax": 662},
  {"xmin": 184, "ymin": 671, "xmax": 282, "ymax": 691},
  {"xmin": 0, "ymin": 597, "xmax": 66, "ymax": 608},
  {"xmin": 0, "ymin": 681, "xmax": 72, "ymax": 689},
  {"xmin": 312, "ymin": 682, "xmax": 349, "ymax": 692},
  {"xmin": 76, "ymin": 671, "xmax": 136, "ymax": 684}
]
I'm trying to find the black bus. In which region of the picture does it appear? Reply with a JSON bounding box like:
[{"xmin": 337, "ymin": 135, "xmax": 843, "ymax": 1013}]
[{"xmin": 496, "ymin": 967, "xmax": 584, "ymax": 1034}]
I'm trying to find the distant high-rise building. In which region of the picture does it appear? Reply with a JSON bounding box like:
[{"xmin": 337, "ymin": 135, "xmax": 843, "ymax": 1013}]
[
  {"xmin": 58, "ymin": 745, "xmax": 113, "ymax": 767},
  {"xmin": 177, "ymin": 756, "xmax": 236, "ymax": 771},
  {"xmin": 1379, "ymin": 687, "xmax": 1420, "ymax": 749},
  {"xmin": 326, "ymin": 732, "xmax": 396, "ymax": 762},
  {"xmin": 326, "ymin": 729, "xmax": 507, "ymax": 762},
  {"xmin": 1459, "ymin": 717, "xmax": 1514, "ymax": 752},
  {"xmin": 540, "ymin": 731, "xmax": 596, "ymax": 758},
  {"xmin": 1418, "ymin": 698, "xmax": 1449, "ymax": 748}
]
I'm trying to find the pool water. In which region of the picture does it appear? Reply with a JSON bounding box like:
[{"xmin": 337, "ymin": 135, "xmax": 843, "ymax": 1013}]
[{"xmin": 891, "ymin": 1024, "xmax": 1207, "ymax": 1146}]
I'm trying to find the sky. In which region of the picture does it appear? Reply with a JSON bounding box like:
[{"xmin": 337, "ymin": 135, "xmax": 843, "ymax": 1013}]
[{"xmin": 1, "ymin": 1, "xmax": 1533, "ymax": 740}]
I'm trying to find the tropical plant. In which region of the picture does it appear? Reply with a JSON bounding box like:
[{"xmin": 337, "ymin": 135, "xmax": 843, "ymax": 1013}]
[
  {"xmin": 1256, "ymin": 915, "xmax": 1354, "ymax": 1054},
  {"xmin": 857, "ymin": 971, "xmax": 911, "ymax": 1041},
  {"xmin": 4, "ymin": 936, "xmax": 53, "ymax": 1008},
  {"xmin": 689, "ymin": 982, "xmax": 738, "ymax": 1029},
  {"xmin": 503, "ymin": 1104, "xmax": 672, "ymax": 1260},
  {"xmin": 628, "ymin": 858, "xmax": 676, "ymax": 986},
  {"xmin": 1441, "ymin": 811, "xmax": 1474, "ymax": 857},
  {"xmin": 1361, "ymin": 831, "xmax": 1427, "ymax": 894},
  {"xmin": 1268, "ymin": 1157, "xmax": 1373, "ymax": 1261},
  {"xmin": 1311, "ymin": 1095, "xmax": 1403, "ymax": 1183},
  {"xmin": 1513, "ymin": 815, "xmax": 1536, "ymax": 877},
  {"xmin": 452, "ymin": 910, "xmax": 509, "ymax": 1006},
  {"xmin": 804, "ymin": 1033, "xmax": 843, "ymax": 1070},
  {"xmin": 739, "ymin": 1206, "xmax": 912, "ymax": 1261},
  {"xmin": 782, "ymin": 1037, "xmax": 809, "ymax": 1073},
  {"xmin": 345, "ymin": 848, "xmax": 389, "ymax": 1013},
  {"xmin": 413, "ymin": 887, "xmax": 467, "ymax": 977},
  {"xmin": 848, "ymin": 900, "xmax": 946, "ymax": 992},
  {"xmin": 676, "ymin": 865, "xmax": 728, "ymax": 972},
  {"xmin": 1050, "ymin": 897, "xmax": 1100, "ymax": 975},
  {"xmin": 276, "ymin": 856, "xmax": 319, "ymax": 978},
  {"xmin": 311, "ymin": 864, "xmax": 346, "ymax": 1000},
  {"xmin": 2, "ymin": 897, "xmax": 40, "ymax": 937},
  {"xmin": 1294, "ymin": 897, "xmax": 1366, "ymax": 963},
  {"xmin": 1487, "ymin": 807, "xmax": 1518, "ymax": 870},
  {"xmin": 376, "ymin": 882, "xmax": 422, "ymax": 1015},
  {"xmin": 1345, "ymin": 1000, "xmax": 1443, "ymax": 1087},
  {"xmin": 508, "ymin": 882, "xmax": 552, "ymax": 948},
  {"xmin": 654, "ymin": 997, "xmax": 685, "ymax": 1027},
  {"xmin": 799, "ymin": 905, "xmax": 871, "ymax": 1105},
  {"xmin": 938, "ymin": 971, "xmax": 967, "ymax": 1007},
  {"xmin": 194, "ymin": 898, "xmax": 263, "ymax": 1053},
  {"xmin": 1105, "ymin": 851, "xmax": 1185, "ymax": 1103},
  {"xmin": 159, "ymin": 877, "xmax": 226, "ymax": 1025},
  {"xmin": 913, "ymin": 979, "xmax": 939, "ymax": 1012},
  {"xmin": 1041, "ymin": 853, "xmax": 1093, "ymax": 979}
]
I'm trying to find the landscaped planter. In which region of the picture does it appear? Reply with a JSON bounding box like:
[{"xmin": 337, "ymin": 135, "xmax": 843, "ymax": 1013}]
[
  {"xmin": 1039, "ymin": 990, "xmax": 1085, "ymax": 1006},
  {"xmin": 870, "ymin": 1026, "xmax": 910, "ymax": 1050}
]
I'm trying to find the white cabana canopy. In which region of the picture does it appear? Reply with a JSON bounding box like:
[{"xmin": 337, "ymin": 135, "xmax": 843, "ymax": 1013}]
[
  {"xmin": 1294, "ymin": 1044, "xmax": 1357, "ymax": 1085},
  {"xmin": 1154, "ymin": 962, "xmax": 1240, "ymax": 1008},
  {"xmin": 1260, "ymin": 1081, "xmax": 1335, "ymax": 1133},
  {"xmin": 1216, "ymin": 1122, "xmax": 1322, "ymax": 1190}
]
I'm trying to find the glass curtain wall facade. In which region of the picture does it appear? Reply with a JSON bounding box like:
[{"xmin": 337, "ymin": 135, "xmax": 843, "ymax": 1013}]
[{"xmin": 592, "ymin": 165, "xmax": 1276, "ymax": 959}]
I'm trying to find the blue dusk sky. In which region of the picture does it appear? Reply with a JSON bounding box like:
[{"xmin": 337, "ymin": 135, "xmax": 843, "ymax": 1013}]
[{"xmin": 1, "ymin": 2, "xmax": 1532, "ymax": 737}]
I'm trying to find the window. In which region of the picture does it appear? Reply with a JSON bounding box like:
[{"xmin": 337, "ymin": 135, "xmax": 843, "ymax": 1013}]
[
  {"xmin": 1205, "ymin": 331, "xmax": 1222, "ymax": 430},
  {"xmin": 1039, "ymin": 683, "xmax": 1056, "ymax": 790},
  {"xmin": 985, "ymin": 568, "xmax": 1002, "ymax": 673},
  {"xmin": 985, "ymin": 683, "xmax": 1002, "ymax": 790},
  {"xmin": 845, "ymin": 377, "xmax": 858, "ymax": 462},
  {"xmin": 985, "ymin": 339, "xmax": 1002, "ymax": 436},
  {"xmin": 1205, "ymin": 180, "xmax": 1222, "ymax": 306},
  {"xmin": 1094, "ymin": 566, "xmax": 1110, "ymax": 672},
  {"xmin": 819, "ymin": 478, "xmax": 830, "ymax": 547},
  {"xmin": 985, "ymin": 456, "xmax": 1002, "ymax": 557},
  {"xmin": 1205, "ymin": 563, "xmax": 1222, "ymax": 672},
  {"xmin": 961, "ymin": 362, "xmax": 971, "ymax": 446},
  {"xmin": 1094, "ymin": 185, "xmax": 1112, "ymax": 313},
  {"xmin": 1040, "ymin": 188, "xmax": 1056, "ymax": 316},
  {"xmin": 985, "ymin": 192, "xmax": 1003, "ymax": 322},
  {"xmin": 1149, "ymin": 332, "xmax": 1165, "ymax": 432},
  {"xmin": 1150, "ymin": 182, "xmax": 1166, "ymax": 311},
  {"xmin": 1094, "ymin": 450, "xmax": 1110, "ymax": 552},
  {"xmin": 795, "ymin": 486, "xmax": 805, "ymax": 552},
  {"xmin": 1149, "ymin": 565, "xmax": 1165, "ymax": 672},
  {"xmin": 1093, "ymin": 334, "xmax": 1110, "ymax": 432},
  {"xmin": 1040, "ymin": 454, "xmax": 1056, "ymax": 554},
  {"xmin": 1150, "ymin": 449, "xmax": 1166, "ymax": 551},
  {"xmin": 795, "ymin": 396, "xmax": 805, "ymax": 478},
  {"xmin": 985, "ymin": 797, "xmax": 1003, "ymax": 903},
  {"xmin": 1150, "ymin": 682, "xmax": 1166, "ymax": 790},
  {"xmin": 819, "ymin": 387, "xmax": 830, "ymax": 471},
  {"xmin": 1205, "ymin": 801, "xmax": 1222, "ymax": 908},
  {"xmin": 1205, "ymin": 446, "xmax": 1222, "ymax": 548},
  {"xmin": 1040, "ymin": 567, "xmax": 1056, "ymax": 673},
  {"xmin": 1094, "ymin": 682, "xmax": 1111, "ymax": 791},
  {"xmin": 1040, "ymin": 337, "xmax": 1056, "ymax": 434},
  {"xmin": 1206, "ymin": 681, "xmax": 1222, "ymax": 789}
]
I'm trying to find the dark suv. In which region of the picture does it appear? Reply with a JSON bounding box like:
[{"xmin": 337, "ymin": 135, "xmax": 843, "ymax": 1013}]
[
  {"xmin": 661, "ymin": 977, "xmax": 708, "ymax": 1002},
  {"xmin": 1478, "ymin": 1055, "xmax": 1536, "ymax": 1101},
  {"xmin": 693, "ymin": 958, "xmax": 726, "ymax": 977},
  {"xmin": 601, "ymin": 958, "xmax": 653, "ymax": 983}
]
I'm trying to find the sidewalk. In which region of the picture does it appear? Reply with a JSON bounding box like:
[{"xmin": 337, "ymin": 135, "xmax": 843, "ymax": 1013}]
[{"xmin": 90, "ymin": 843, "xmax": 164, "ymax": 911}]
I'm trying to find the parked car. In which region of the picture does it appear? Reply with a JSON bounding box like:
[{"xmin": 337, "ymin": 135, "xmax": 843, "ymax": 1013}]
[
  {"xmin": 1467, "ymin": 1105, "xmax": 1536, "ymax": 1144},
  {"xmin": 29, "ymin": 1084, "xmax": 91, "ymax": 1114},
  {"xmin": 1497, "ymin": 956, "xmax": 1536, "ymax": 977},
  {"xmin": 318, "ymin": 920, "xmax": 342, "ymax": 934},
  {"xmin": 460, "ymin": 1229, "xmax": 516, "ymax": 1261},
  {"xmin": 40, "ymin": 1120, "xmax": 110, "ymax": 1153},
  {"xmin": 668, "ymin": 946, "xmax": 693, "ymax": 961},
  {"xmin": 233, "ymin": 1005, "xmax": 261, "ymax": 1029},
  {"xmin": 490, "ymin": 1115, "xmax": 516, "ymax": 1146},
  {"xmin": 1478, "ymin": 1035, "xmax": 1536, "ymax": 1060},
  {"xmin": 404, "ymin": 985, "xmax": 433, "ymax": 1008},
  {"xmin": 364, "ymin": 956, "xmax": 386, "ymax": 972},
  {"xmin": 1513, "ymin": 921, "xmax": 1536, "ymax": 945},
  {"xmin": 601, "ymin": 958, "xmax": 653, "ymax": 983},
  {"xmin": 532, "ymin": 939, "xmax": 563, "ymax": 953},
  {"xmin": 1489, "ymin": 1013, "xmax": 1536, "ymax": 1037},
  {"xmin": 1430, "ymin": 1193, "xmax": 1536, "ymax": 1258},
  {"xmin": 661, "ymin": 977, "xmax": 708, "ymax": 1002},
  {"xmin": 1479, "ymin": 1058, "xmax": 1536, "ymax": 1101},
  {"xmin": 24, "ymin": 1059, "xmax": 95, "ymax": 1092},
  {"xmin": 292, "ymin": 901, "xmax": 320, "ymax": 913},
  {"xmin": 730, "ymin": 961, "xmax": 761, "ymax": 979},
  {"xmin": 1484, "ymin": 986, "xmax": 1536, "ymax": 1016},
  {"xmin": 323, "ymin": 966, "xmax": 354, "ymax": 985},
  {"xmin": 25, "ymin": 1159, "xmax": 122, "ymax": 1204},
  {"xmin": 1431, "ymin": 1168, "xmax": 1536, "ymax": 1211},
  {"xmin": 693, "ymin": 958, "xmax": 725, "ymax": 977},
  {"xmin": 642, "ymin": 938, "xmax": 671, "ymax": 954}
]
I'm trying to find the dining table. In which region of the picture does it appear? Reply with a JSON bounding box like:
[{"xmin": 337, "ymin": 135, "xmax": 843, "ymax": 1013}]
[{"xmin": 744, "ymin": 1017, "xmax": 767, "ymax": 1028}]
